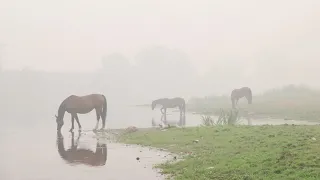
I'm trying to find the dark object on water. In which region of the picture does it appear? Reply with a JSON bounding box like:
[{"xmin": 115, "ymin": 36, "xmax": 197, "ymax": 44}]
[
  {"xmin": 231, "ymin": 87, "xmax": 252, "ymax": 109},
  {"xmin": 55, "ymin": 94, "xmax": 108, "ymax": 132}
]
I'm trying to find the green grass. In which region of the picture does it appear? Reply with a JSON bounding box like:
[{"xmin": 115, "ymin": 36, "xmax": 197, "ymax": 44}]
[{"xmin": 120, "ymin": 125, "xmax": 320, "ymax": 180}]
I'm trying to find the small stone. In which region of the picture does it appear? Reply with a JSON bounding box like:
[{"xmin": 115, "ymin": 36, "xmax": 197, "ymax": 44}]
[
  {"xmin": 193, "ymin": 140, "xmax": 199, "ymax": 143},
  {"xmin": 311, "ymin": 137, "xmax": 316, "ymax": 141},
  {"xmin": 136, "ymin": 157, "xmax": 140, "ymax": 161}
]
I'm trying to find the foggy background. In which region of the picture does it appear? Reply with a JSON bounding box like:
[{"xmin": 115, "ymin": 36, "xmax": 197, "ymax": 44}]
[{"xmin": 0, "ymin": 0, "xmax": 319, "ymax": 119}]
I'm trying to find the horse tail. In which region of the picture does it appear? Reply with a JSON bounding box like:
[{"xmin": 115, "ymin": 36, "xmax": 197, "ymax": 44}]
[{"xmin": 101, "ymin": 94, "xmax": 107, "ymax": 127}]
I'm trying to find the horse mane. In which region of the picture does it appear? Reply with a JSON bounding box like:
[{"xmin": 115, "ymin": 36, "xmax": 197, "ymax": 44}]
[
  {"xmin": 154, "ymin": 98, "xmax": 168, "ymax": 102},
  {"xmin": 57, "ymin": 101, "xmax": 66, "ymax": 120}
]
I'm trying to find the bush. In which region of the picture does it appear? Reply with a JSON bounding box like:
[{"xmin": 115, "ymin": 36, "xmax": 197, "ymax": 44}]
[{"xmin": 201, "ymin": 109, "xmax": 241, "ymax": 126}]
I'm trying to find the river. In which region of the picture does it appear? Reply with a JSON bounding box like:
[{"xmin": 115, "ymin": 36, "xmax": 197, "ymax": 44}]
[{"xmin": 1, "ymin": 106, "xmax": 319, "ymax": 180}]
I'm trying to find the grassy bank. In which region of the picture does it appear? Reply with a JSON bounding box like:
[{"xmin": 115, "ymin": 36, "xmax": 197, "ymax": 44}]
[
  {"xmin": 187, "ymin": 85, "xmax": 320, "ymax": 121},
  {"xmin": 121, "ymin": 125, "xmax": 320, "ymax": 180}
]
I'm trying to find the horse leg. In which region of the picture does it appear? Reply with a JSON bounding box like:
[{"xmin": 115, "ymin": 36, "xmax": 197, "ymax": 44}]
[
  {"xmin": 94, "ymin": 108, "xmax": 101, "ymax": 131},
  {"xmin": 160, "ymin": 107, "xmax": 165, "ymax": 114},
  {"xmin": 163, "ymin": 109, "xmax": 167, "ymax": 123},
  {"xmin": 99, "ymin": 107, "xmax": 106, "ymax": 131},
  {"xmin": 235, "ymin": 99, "xmax": 239, "ymax": 107},
  {"xmin": 163, "ymin": 108, "xmax": 167, "ymax": 115},
  {"xmin": 75, "ymin": 131, "xmax": 81, "ymax": 146},
  {"xmin": 179, "ymin": 106, "xmax": 183, "ymax": 117},
  {"xmin": 231, "ymin": 98, "xmax": 235, "ymax": 109},
  {"xmin": 69, "ymin": 114, "xmax": 75, "ymax": 132},
  {"xmin": 71, "ymin": 131, "xmax": 76, "ymax": 149},
  {"xmin": 74, "ymin": 114, "xmax": 82, "ymax": 131}
]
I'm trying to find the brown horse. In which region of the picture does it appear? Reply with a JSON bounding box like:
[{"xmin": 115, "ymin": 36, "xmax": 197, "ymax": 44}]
[
  {"xmin": 231, "ymin": 87, "xmax": 252, "ymax": 109},
  {"xmin": 55, "ymin": 94, "xmax": 107, "ymax": 132},
  {"xmin": 56, "ymin": 131, "xmax": 107, "ymax": 167},
  {"xmin": 151, "ymin": 97, "xmax": 186, "ymax": 116}
]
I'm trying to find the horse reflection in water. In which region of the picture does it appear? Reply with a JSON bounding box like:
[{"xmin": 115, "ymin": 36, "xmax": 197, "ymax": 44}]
[
  {"xmin": 56, "ymin": 131, "xmax": 107, "ymax": 167},
  {"xmin": 152, "ymin": 112, "xmax": 186, "ymax": 128}
]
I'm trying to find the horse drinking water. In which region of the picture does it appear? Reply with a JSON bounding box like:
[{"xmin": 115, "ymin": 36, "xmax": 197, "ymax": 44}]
[
  {"xmin": 55, "ymin": 94, "xmax": 107, "ymax": 132},
  {"xmin": 231, "ymin": 87, "xmax": 252, "ymax": 109}
]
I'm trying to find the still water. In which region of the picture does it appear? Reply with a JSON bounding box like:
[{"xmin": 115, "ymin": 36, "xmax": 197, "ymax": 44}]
[
  {"xmin": 1, "ymin": 106, "xmax": 319, "ymax": 180},
  {"xmin": 0, "ymin": 106, "xmax": 200, "ymax": 180}
]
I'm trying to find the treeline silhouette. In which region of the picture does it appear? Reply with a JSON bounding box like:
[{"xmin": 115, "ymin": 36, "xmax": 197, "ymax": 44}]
[
  {"xmin": 0, "ymin": 46, "xmax": 198, "ymax": 120},
  {"xmin": 0, "ymin": 46, "xmax": 318, "ymax": 120}
]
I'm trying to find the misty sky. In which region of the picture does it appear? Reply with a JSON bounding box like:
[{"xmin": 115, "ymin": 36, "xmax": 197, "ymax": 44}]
[{"xmin": 0, "ymin": 0, "xmax": 319, "ymax": 76}]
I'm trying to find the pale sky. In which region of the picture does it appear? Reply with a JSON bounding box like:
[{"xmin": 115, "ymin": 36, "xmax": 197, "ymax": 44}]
[{"xmin": 0, "ymin": 0, "xmax": 319, "ymax": 75}]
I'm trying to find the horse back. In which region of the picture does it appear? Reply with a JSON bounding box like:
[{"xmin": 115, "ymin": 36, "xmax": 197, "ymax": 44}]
[
  {"xmin": 231, "ymin": 87, "xmax": 251, "ymax": 98},
  {"xmin": 63, "ymin": 94, "xmax": 104, "ymax": 108}
]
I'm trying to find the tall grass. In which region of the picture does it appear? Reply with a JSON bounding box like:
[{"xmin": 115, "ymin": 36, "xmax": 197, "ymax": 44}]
[{"xmin": 201, "ymin": 109, "xmax": 241, "ymax": 126}]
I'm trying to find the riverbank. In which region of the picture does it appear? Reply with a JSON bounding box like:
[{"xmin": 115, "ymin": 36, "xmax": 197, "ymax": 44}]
[
  {"xmin": 187, "ymin": 85, "xmax": 320, "ymax": 122},
  {"xmin": 186, "ymin": 102, "xmax": 320, "ymax": 122},
  {"xmin": 120, "ymin": 125, "xmax": 320, "ymax": 180}
]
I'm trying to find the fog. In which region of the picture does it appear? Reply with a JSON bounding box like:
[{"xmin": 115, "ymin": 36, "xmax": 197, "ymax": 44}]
[{"xmin": 0, "ymin": 0, "xmax": 319, "ymax": 117}]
